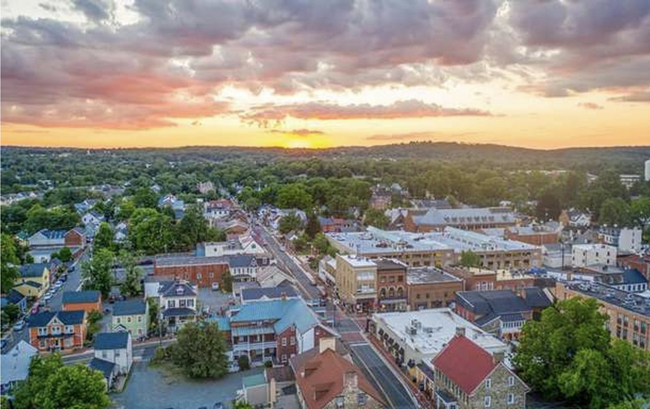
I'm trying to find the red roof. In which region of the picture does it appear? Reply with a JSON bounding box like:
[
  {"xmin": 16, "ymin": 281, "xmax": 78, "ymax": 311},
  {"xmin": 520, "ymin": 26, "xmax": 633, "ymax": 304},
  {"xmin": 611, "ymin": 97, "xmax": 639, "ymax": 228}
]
[{"xmin": 432, "ymin": 335, "xmax": 497, "ymax": 395}]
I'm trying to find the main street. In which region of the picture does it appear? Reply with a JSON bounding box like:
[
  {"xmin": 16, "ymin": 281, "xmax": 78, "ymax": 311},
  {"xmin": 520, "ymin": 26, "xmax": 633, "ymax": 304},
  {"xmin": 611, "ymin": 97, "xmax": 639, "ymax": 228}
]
[
  {"xmin": 2, "ymin": 247, "xmax": 91, "ymax": 353},
  {"xmin": 253, "ymin": 222, "xmax": 419, "ymax": 408}
]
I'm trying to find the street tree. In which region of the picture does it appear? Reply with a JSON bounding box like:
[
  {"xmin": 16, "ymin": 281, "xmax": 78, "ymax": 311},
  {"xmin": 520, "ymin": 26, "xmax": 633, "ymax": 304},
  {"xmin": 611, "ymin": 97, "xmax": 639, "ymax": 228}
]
[
  {"xmin": 599, "ymin": 197, "xmax": 632, "ymax": 227},
  {"xmin": 279, "ymin": 212, "xmax": 302, "ymax": 234},
  {"xmin": 81, "ymin": 248, "xmax": 114, "ymax": 298},
  {"xmin": 167, "ymin": 322, "xmax": 229, "ymax": 379},
  {"xmin": 221, "ymin": 270, "xmax": 233, "ymax": 293},
  {"xmin": 93, "ymin": 222, "xmax": 114, "ymax": 251},
  {"xmin": 119, "ymin": 251, "xmax": 143, "ymax": 297}
]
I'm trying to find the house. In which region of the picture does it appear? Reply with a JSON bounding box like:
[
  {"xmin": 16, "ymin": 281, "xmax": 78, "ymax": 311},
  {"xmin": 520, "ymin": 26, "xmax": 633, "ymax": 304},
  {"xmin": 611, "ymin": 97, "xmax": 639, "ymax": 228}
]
[
  {"xmin": 541, "ymin": 243, "xmax": 572, "ymax": 269},
  {"xmin": 74, "ymin": 198, "xmax": 98, "ymax": 214},
  {"xmin": 114, "ymin": 221, "xmax": 128, "ymax": 243},
  {"xmin": 612, "ymin": 269, "xmax": 648, "ymax": 293},
  {"xmin": 455, "ymin": 289, "xmax": 550, "ymax": 341},
  {"xmin": 112, "ymin": 299, "xmax": 149, "ymax": 338},
  {"xmin": 197, "ymin": 181, "xmax": 215, "ymax": 194},
  {"xmin": 228, "ymin": 254, "xmax": 260, "ymax": 281},
  {"xmin": 424, "ymin": 330, "xmax": 529, "ymax": 409},
  {"xmin": 196, "ymin": 234, "xmax": 267, "ymax": 257},
  {"xmin": 14, "ymin": 263, "xmax": 51, "ymax": 298},
  {"xmin": 158, "ymin": 280, "xmax": 198, "ymax": 333},
  {"xmin": 28, "ymin": 310, "xmax": 86, "ymax": 352},
  {"xmin": 153, "ymin": 255, "xmax": 229, "ymax": 288},
  {"xmin": 204, "ymin": 199, "xmax": 231, "ymax": 222},
  {"xmin": 62, "ymin": 290, "xmax": 102, "ymax": 314},
  {"xmin": 598, "ymin": 227, "xmax": 643, "ymax": 253},
  {"xmin": 291, "ymin": 337, "xmax": 386, "ymax": 409},
  {"xmin": 559, "ymin": 208, "xmax": 591, "ymax": 228},
  {"xmin": 317, "ymin": 217, "xmax": 359, "ymax": 233},
  {"xmin": 241, "ymin": 287, "xmax": 301, "ymax": 304},
  {"xmin": 90, "ymin": 332, "xmax": 133, "ymax": 390},
  {"xmin": 256, "ymin": 265, "xmax": 296, "ymax": 288},
  {"xmin": 230, "ymin": 298, "xmax": 337, "ymax": 365},
  {"xmin": 82, "ymin": 211, "xmax": 105, "ymax": 226},
  {"xmin": 1, "ymin": 289, "xmax": 28, "ymax": 315},
  {"xmin": 215, "ymin": 219, "xmax": 249, "ymax": 235},
  {"xmin": 65, "ymin": 227, "xmax": 86, "ymax": 248},
  {"xmin": 0, "ymin": 341, "xmax": 38, "ymax": 395}
]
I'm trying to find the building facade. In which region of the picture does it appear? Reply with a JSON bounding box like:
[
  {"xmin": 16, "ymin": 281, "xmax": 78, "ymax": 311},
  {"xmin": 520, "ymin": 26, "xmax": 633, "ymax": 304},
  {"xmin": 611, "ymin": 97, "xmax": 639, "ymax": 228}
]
[
  {"xmin": 571, "ymin": 244, "xmax": 617, "ymax": 267},
  {"xmin": 62, "ymin": 290, "xmax": 102, "ymax": 314},
  {"xmin": 335, "ymin": 255, "xmax": 377, "ymax": 312},
  {"xmin": 112, "ymin": 299, "xmax": 149, "ymax": 337},
  {"xmin": 28, "ymin": 310, "xmax": 86, "ymax": 352},
  {"xmin": 153, "ymin": 256, "xmax": 229, "ymax": 288},
  {"xmin": 406, "ymin": 267, "xmax": 464, "ymax": 311}
]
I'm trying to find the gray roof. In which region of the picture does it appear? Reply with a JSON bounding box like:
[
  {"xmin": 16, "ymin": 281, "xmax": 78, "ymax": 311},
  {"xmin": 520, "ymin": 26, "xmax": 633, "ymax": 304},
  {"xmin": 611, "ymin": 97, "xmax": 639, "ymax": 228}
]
[
  {"xmin": 160, "ymin": 281, "xmax": 197, "ymax": 298},
  {"xmin": 19, "ymin": 263, "xmax": 49, "ymax": 278},
  {"xmin": 155, "ymin": 255, "xmax": 227, "ymax": 267},
  {"xmin": 456, "ymin": 290, "xmax": 531, "ymax": 316},
  {"xmin": 89, "ymin": 358, "xmax": 115, "ymax": 380},
  {"xmin": 414, "ymin": 207, "xmax": 517, "ymax": 227},
  {"xmin": 28, "ymin": 310, "xmax": 85, "ymax": 327},
  {"xmin": 407, "ymin": 267, "xmax": 462, "ymax": 285},
  {"xmin": 112, "ymin": 299, "xmax": 147, "ymax": 316},
  {"xmin": 1, "ymin": 341, "xmax": 38, "ymax": 386},
  {"xmin": 241, "ymin": 286, "xmax": 299, "ymax": 302},
  {"xmin": 522, "ymin": 288, "xmax": 552, "ymax": 308},
  {"xmin": 62, "ymin": 290, "xmax": 101, "ymax": 305},
  {"xmin": 162, "ymin": 307, "xmax": 196, "ymax": 318},
  {"xmin": 227, "ymin": 254, "xmax": 257, "ymax": 268},
  {"xmin": 94, "ymin": 332, "xmax": 130, "ymax": 350},
  {"xmin": 623, "ymin": 269, "xmax": 648, "ymax": 285},
  {"xmin": 33, "ymin": 229, "xmax": 67, "ymax": 240}
]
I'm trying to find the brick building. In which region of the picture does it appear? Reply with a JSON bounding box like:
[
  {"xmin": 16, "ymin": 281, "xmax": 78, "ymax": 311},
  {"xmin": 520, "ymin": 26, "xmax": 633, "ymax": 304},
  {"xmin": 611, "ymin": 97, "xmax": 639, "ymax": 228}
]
[
  {"xmin": 153, "ymin": 256, "xmax": 229, "ymax": 288},
  {"xmin": 406, "ymin": 267, "xmax": 464, "ymax": 310},
  {"xmin": 28, "ymin": 310, "xmax": 86, "ymax": 352},
  {"xmin": 404, "ymin": 207, "xmax": 518, "ymax": 232},
  {"xmin": 503, "ymin": 225, "xmax": 560, "ymax": 246},
  {"xmin": 62, "ymin": 290, "xmax": 102, "ymax": 314},
  {"xmin": 375, "ymin": 259, "xmax": 408, "ymax": 312},
  {"xmin": 64, "ymin": 227, "xmax": 86, "ymax": 247}
]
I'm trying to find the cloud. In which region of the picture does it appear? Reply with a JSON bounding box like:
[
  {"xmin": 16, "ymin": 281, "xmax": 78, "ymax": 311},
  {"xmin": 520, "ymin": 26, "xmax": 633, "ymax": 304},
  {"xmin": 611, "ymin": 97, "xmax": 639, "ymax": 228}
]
[
  {"xmin": 610, "ymin": 90, "xmax": 650, "ymax": 102},
  {"xmin": 577, "ymin": 102, "xmax": 604, "ymax": 110},
  {"xmin": 71, "ymin": 0, "xmax": 114, "ymax": 23},
  {"xmin": 267, "ymin": 128, "xmax": 325, "ymax": 137},
  {"xmin": 365, "ymin": 131, "xmax": 479, "ymax": 142},
  {"xmin": 242, "ymin": 100, "xmax": 491, "ymax": 126}
]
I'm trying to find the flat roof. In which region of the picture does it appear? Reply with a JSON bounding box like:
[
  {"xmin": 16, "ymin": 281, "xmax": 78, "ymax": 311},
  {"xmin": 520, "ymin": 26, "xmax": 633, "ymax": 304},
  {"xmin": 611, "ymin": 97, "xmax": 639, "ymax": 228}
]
[
  {"xmin": 338, "ymin": 254, "xmax": 377, "ymax": 268},
  {"xmin": 407, "ymin": 267, "xmax": 462, "ymax": 285},
  {"xmin": 563, "ymin": 282, "xmax": 650, "ymax": 318},
  {"xmin": 373, "ymin": 308, "xmax": 506, "ymax": 357},
  {"xmin": 155, "ymin": 255, "xmax": 228, "ymax": 267}
]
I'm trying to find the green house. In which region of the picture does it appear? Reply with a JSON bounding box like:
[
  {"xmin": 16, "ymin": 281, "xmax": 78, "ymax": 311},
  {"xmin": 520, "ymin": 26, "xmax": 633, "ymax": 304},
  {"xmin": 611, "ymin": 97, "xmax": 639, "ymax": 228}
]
[{"xmin": 112, "ymin": 299, "xmax": 149, "ymax": 338}]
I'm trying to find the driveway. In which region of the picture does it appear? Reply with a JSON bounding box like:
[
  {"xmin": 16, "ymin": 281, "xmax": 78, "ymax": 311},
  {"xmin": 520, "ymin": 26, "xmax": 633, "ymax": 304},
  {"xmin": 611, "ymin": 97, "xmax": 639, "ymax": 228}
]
[
  {"xmin": 198, "ymin": 288, "xmax": 236, "ymax": 314},
  {"xmin": 111, "ymin": 362, "xmax": 263, "ymax": 409}
]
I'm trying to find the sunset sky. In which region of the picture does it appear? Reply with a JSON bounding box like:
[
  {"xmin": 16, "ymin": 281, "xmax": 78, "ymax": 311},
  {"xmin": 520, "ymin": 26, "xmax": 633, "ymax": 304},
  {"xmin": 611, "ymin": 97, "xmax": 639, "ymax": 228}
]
[{"xmin": 1, "ymin": 0, "xmax": 649, "ymax": 149}]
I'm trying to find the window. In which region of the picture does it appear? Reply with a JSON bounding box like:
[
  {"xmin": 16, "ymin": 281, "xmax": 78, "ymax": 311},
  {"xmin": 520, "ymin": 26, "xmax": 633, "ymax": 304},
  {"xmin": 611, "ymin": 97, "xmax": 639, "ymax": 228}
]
[
  {"xmin": 358, "ymin": 393, "xmax": 368, "ymax": 406},
  {"xmin": 51, "ymin": 325, "xmax": 61, "ymax": 335},
  {"xmin": 335, "ymin": 396, "xmax": 344, "ymax": 408},
  {"xmin": 115, "ymin": 349, "xmax": 121, "ymax": 357},
  {"xmin": 65, "ymin": 325, "xmax": 74, "ymax": 334},
  {"xmin": 209, "ymin": 273, "xmax": 214, "ymax": 278},
  {"xmin": 102, "ymin": 351, "xmax": 108, "ymax": 359},
  {"xmin": 167, "ymin": 300, "xmax": 176, "ymax": 308},
  {"xmin": 187, "ymin": 299, "xmax": 194, "ymax": 307},
  {"xmin": 38, "ymin": 327, "xmax": 48, "ymax": 336},
  {"xmin": 282, "ymin": 337, "xmax": 287, "ymax": 346},
  {"xmin": 196, "ymin": 273, "xmax": 202, "ymax": 279},
  {"xmin": 127, "ymin": 317, "xmax": 132, "ymax": 323},
  {"xmin": 507, "ymin": 394, "xmax": 515, "ymax": 404},
  {"xmin": 484, "ymin": 396, "xmax": 491, "ymax": 407},
  {"xmin": 290, "ymin": 336, "xmax": 296, "ymax": 345},
  {"xmin": 138, "ymin": 316, "xmax": 142, "ymax": 323},
  {"xmin": 116, "ymin": 317, "xmax": 121, "ymax": 324},
  {"xmin": 485, "ymin": 378, "xmax": 491, "ymax": 389},
  {"xmin": 508, "ymin": 376, "xmax": 514, "ymax": 386},
  {"xmin": 180, "ymin": 299, "xmax": 186, "ymax": 307},
  {"xmin": 281, "ymin": 354, "xmax": 287, "ymax": 363}
]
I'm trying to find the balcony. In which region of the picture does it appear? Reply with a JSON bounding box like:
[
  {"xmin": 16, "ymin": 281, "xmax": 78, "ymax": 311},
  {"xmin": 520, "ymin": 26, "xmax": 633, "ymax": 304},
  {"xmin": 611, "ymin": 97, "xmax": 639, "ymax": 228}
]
[{"xmin": 232, "ymin": 341, "xmax": 278, "ymax": 352}]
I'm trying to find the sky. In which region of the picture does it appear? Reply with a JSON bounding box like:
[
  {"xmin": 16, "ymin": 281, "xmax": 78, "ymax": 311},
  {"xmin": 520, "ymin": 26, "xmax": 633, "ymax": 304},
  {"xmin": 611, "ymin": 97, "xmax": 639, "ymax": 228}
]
[{"xmin": 1, "ymin": 0, "xmax": 649, "ymax": 149}]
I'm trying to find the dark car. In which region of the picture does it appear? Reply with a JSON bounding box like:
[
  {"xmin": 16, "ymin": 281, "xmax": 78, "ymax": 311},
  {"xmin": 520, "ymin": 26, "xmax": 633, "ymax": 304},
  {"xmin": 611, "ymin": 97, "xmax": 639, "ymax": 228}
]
[{"xmin": 67, "ymin": 265, "xmax": 76, "ymax": 273}]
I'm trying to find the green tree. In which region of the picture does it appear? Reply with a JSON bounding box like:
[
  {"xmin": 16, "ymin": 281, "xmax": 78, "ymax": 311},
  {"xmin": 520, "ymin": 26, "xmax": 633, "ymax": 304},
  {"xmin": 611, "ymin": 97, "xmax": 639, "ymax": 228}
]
[
  {"xmin": 459, "ymin": 250, "xmax": 481, "ymax": 268},
  {"xmin": 119, "ymin": 251, "xmax": 143, "ymax": 297},
  {"xmin": 167, "ymin": 322, "xmax": 229, "ymax": 379},
  {"xmin": 57, "ymin": 246, "xmax": 73, "ymax": 262},
  {"xmin": 94, "ymin": 222, "xmax": 114, "ymax": 251},
  {"xmin": 514, "ymin": 298, "xmax": 650, "ymax": 408},
  {"xmin": 221, "ymin": 270, "xmax": 233, "ymax": 293},
  {"xmin": 117, "ymin": 200, "xmax": 136, "ymax": 220},
  {"xmin": 238, "ymin": 355, "xmax": 250, "ymax": 371},
  {"xmin": 305, "ymin": 212, "xmax": 322, "ymax": 239},
  {"xmin": 86, "ymin": 310, "xmax": 103, "ymax": 341},
  {"xmin": 1, "ymin": 233, "xmax": 20, "ymax": 292},
  {"xmin": 276, "ymin": 184, "xmax": 313, "ymax": 210},
  {"xmin": 133, "ymin": 187, "xmax": 158, "ymax": 208},
  {"xmin": 147, "ymin": 297, "xmax": 160, "ymax": 336},
  {"xmin": 630, "ymin": 197, "xmax": 650, "ymax": 227},
  {"xmin": 233, "ymin": 402, "xmax": 254, "ymax": 409},
  {"xmin": 279, "ymin": 212, "xmax": 302, "ymax": 234},
  {"xmin": 81, "ymin": 248, "xmax": 114, "ymax": 298},
  {"xmin": 599, "ymin": 198, "xmax": 631, "ymax": 227},
  {"xmin": 129, "ymin": 208, "xmax": 175, "ymax": 254},
  {"xmin": 312, "ymin": 233, "xmax": 330, "ymax": 255},
  {"xmin": 536, "ymin": 190, "xmax": 562, "ymax": 221},
  {"xmin": 363, "ymin": 208, "xmax": 389, "ymax": 228},
  {"xmin": 13, "ymin": 354, "xmax": 110, "ymax": 409},
  {"xmin": 175, "ymin": 205, "xmax": 210, "ymax": 251}
]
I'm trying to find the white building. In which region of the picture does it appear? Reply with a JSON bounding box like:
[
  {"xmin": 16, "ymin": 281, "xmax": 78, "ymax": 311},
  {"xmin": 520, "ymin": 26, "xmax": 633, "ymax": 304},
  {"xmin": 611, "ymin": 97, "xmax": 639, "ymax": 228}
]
[
  {"xmin": 542, "ymin": 243, "xmax": 572, "ymax": 269},
  {"xmin": 599, "ymin": 227, "xmax": 643, "ymax": 253},
  {"xmin": 197, "ymin": 234, "xmax": 266, "ymax": 257},
  {"xmin": 619, "ymin": 174, "xmax": 641, "ymax": 189},
  {"xmin": 645, "ymin": 159, "xmax": 650, "ymax": 182},
  {"xmin": 1, "ymin": 341, "xmax": 38, "ymax": 395},
  {"xmin": 158, "ymin": 280, "xmax": 198, "ymax": 332},
  {"xmin": 90, "ymin": 332, "xmax": 133, "ymax": 390},
  {"xmin": 571, "ymin": 244, "xmax": 617, "ymax": 267},
  {"xmin": 371, "ymin": 308, "xmax": 506, "ymax": 368}
]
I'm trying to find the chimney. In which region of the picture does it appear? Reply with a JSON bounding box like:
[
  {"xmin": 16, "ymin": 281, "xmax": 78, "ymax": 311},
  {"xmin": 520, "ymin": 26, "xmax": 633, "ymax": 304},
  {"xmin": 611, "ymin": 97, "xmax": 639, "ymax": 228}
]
[
  {"xmin": 319, "ymin": 337, "xmax": 336, "ymax": 354},
  {"xmin": 492, "ymin": 351, "xmax": 505, "ymax": 364},
  {"xmin": 455, "ymin": 326, "xmax": 466, "ymax": 337},
  {"xmin": 343, "ymin": 370, "xmax": 358, "ymax": 390}
]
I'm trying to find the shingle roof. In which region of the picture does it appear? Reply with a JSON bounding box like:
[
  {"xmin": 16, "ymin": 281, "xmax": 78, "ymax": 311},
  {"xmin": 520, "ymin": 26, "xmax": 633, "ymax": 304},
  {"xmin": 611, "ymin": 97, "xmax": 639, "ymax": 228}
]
[
  {"xmin": 28, "ymin": 310, "xmax": 85, "ymax": 327},
  {"xmin": 241, "ymin": 286, "xmax": 299, "ymax": 302},
  {"xmin": 227, "ymin": 254, "xmax": 257, "ymax": 268},
  {"xmin": 94, "ymin": 332, "xmax": 130, "ymax": 350},
  {"xmin": 456, "ymin": 290, "xmax": 531, "ymax": 315},
  {"xmin": 522, "ymin": 287, "xmax": 552, "ymax": 308},
  {"xmin": 89, "ymin": 357, "xmax": 115, "ymax": 379},
  {"xmin": 160, "ymin": 281, "xmax": 197, "ymax": 297},
  {"xmin": 6, "ymin": 289, "xmax": 26, "ymax": 304},
  {"xmin": 112, "ymin": 299, "xmax": 147, "ymax": 316},
  {"xmin": 19, "ymin": 263, "xmax": 49, "ymax": 278},
  {"xmin": 291, "ymin": 348, "xmax": 385, "ymax": 409},
  {"xmin": 623, "ymin": 268, "xmax": 648, "ymax": 285},
  {"xmin": 432, "ymin": 334, "xmax": 497, "ymax": 395},
  {"xmin": 231, "ymin": 299, "xmax": 319, "ymax": 334},
  {"xmin": 34, "ymin": 229, "xmax": 67, "ymax": 240},
  {"xmin": 62, "ymin": 290, "xmax": 101, "ymax": 305},
  {"xmin": 162, "ymin": 307, "xmax": 196, "ymax": 318}
]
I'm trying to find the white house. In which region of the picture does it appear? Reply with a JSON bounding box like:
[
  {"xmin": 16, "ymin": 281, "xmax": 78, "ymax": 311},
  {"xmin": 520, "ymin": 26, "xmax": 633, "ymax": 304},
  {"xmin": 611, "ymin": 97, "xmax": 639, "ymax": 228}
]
[
  {"xmin": 197, "ymin": 233, "xmax": 266, "ymax": 258},
  {"xmin": 90, "ymin": 332, "xmax": 132, "ymax": 390},
  {"xmin": 599, "ymin": 227, "xmax": 643, "ymax": 253},
  {"xmin": 1, "ymin": 341, "xmax": 38, "ymax": 395},
  {"xmin": 82, "ymin": 211, "xmax": 105, "ymax": 226},
  {"xmin": 158, "ymin": 280, "xmax": 198, "ymax": 332},
  {"xmin": 572, "ymin": 244, "xmax": 617, "ymax": 267}
]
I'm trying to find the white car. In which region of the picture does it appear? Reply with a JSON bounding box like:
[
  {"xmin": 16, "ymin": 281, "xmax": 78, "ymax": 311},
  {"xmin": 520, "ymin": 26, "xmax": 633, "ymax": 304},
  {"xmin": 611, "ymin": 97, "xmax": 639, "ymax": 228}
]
[
  {"xmin": 43, "ymin": 292, "xmax": 53, "ymax": 301},
  {"xmin": 54, "ymin": 280, "xmax": 63, "ymax": 288},
  {"xmin": 13, "ymin": 320, "xmax": 26, "ymax": 332},
  {"xmin": 211, "ymin": 282, "xmax": 220, "ymax": 291}
]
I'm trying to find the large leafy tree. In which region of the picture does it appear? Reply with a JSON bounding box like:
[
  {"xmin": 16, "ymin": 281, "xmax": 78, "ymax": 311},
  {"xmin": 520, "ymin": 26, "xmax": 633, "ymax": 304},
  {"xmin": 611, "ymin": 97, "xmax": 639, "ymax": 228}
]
[
  {"xmin": 459, "ymin": 250, "xmax": 481, "ymax": 268},
  {"xmin": 276, "ymin": 184, "xmax": 313, "ymax": 210},
  {"xmin": 93, "ymin": 222, "xmax": 114, "ymax": 251},
  {"xmin": 514, "ymin": 297, "xmax": 650, "ymax": 408},
  {"xmin": 1, "ymin": 233, "xmax": 20, "ymax": 292},
  {"xmin": 363, "ymin": 208, "xmax": 389, "ymax": 228},
  {"xmin": 598, "ymin": 197, "xmax": 631, "ymax": 227},
  {"xmin": 13, "ymin": 354, "xmax": 110, "ymax": 409},
  {"xmin": 119, "ymin": 251, "xmax": 143, "ymax": 297},
  {"xmin": 279, "ymin": 212, "xmax": 302, "ymax": 234},
  {"xmin": 81, "ymin": 248, "xmax": 114, "ymax": 298},
  {"xmin": 133, "ymin": 187, "xmax": 158, "ymax": 209},
  {"xmin": 304, "ymin": 212, "xmax": 321, "ymax": 239},
  {"xmin": 128, "ymin": 208, "xmax": 175, "ymax": 254},
  {"xmin": 167, "ymin": 322, "xmax": 229, "ymax": 379}
]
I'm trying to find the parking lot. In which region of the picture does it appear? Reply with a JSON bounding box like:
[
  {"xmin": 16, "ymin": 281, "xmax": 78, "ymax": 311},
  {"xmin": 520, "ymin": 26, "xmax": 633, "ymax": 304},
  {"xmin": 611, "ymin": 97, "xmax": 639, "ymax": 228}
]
[
  {"xmin": 111, "ymin": 362, "xmax": 263, "ymax": 409},
  {"xmin": 198, "ymin": 288, "xmax": 236, "ymax": 315}
]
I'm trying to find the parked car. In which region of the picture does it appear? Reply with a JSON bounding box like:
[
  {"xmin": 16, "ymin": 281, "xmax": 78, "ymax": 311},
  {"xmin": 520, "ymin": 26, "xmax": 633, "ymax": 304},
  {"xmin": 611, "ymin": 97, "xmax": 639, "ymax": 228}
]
[
  {"xmin": 13, "ymin": 319, "xmax": 26, "ymax": 332},
  {"xmin": 68, "ymin": 265, "xmax": 76, "ymax": 273},
  {"xmin": 43, "ymin": 292, "xmax": 53, "ymax": 302},
  {"xmin": 54, "ymin": 280, "xmax": 63, "ymax": 289},
  {"xmin": 31, "ymin": 302, "xmax": 40, "ymax": 315},
  {"xmin": 211, "ymin": 282, "xmax": 220, "ymax": 291},
  {"xmin": 213, "ymin": 403, "xmax": 224, "ymax": 409},
  {"xmin": 59, "ymin": 274, "xmax": 68, "ymax": 282}
]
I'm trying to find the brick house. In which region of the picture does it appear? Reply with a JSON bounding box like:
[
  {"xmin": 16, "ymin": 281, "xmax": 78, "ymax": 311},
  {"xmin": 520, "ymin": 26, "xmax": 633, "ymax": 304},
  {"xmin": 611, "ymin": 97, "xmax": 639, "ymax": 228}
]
[
  {"xmin": 427, "ymin": 330, "xmax": 529, "ymax": 409},
  {"xmin": 375, "ymin": 259, "xmax": 408, "ymax": 312},
  {"xmin": 64, "ymin": 227, "xmax": 86, "ymax": 248},
  {"xmin": 406, "ymin": 267, "xmax": 464, "ymax": 311},
  {"xmin": 62, "ymin": 290, "xmax": 102, "ymax": 314},
  {"xmin": 153, "ymin": 256, "xmax": 229, "ymax": 288},
  {"xmin": 28, "ymin": 310, "xmax": 86, "ymax": 352},
  {"xmin": 291, "ymin": 338, "xmax": 386, "ymax": 409}
]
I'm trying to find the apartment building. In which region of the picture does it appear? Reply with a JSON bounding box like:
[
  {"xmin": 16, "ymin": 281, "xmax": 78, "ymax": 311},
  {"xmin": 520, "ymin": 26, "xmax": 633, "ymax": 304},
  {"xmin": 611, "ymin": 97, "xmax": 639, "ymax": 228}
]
[
  {"xmin": 335, "ymin": 255, "xmax": 378, "ymax": 312},
  {"xmin": 375, "ymin": 259, "xmax": 408, "ymax": 312},
  {"xmin": 598, "ymin": 227, "xmax": 643, "ymax": 253},
  {"xmin": 404, "ymin": 207, "xmax": 518, "ymax": 232},
  {"xmin": 153, "ymin": 255, "xmax": 229, "ymax": 288},
  {"xmin": 406, "ymin": 267, "xmax": 464, "ymax": 311},
  {"xmin": 571, "ymin": 244, "xmax": 617, "ymax": 267}
]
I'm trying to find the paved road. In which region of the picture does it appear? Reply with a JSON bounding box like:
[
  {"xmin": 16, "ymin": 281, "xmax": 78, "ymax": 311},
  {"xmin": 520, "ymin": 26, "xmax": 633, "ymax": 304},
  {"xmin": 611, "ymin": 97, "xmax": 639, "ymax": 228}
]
[
  {"xmin": 254, "ymin": 222, "xmax": 418, "ymax": 408},
  {"xmin": 2, "ymin": 248, "xmax": 90, "ymax": 353},
  {"xmin": 255, "ymin": 224, "xmax": 321, "ymax": 299},
  {"xmin": 63, "ymin": 339, "xmax": 175, "ymax": 365}
]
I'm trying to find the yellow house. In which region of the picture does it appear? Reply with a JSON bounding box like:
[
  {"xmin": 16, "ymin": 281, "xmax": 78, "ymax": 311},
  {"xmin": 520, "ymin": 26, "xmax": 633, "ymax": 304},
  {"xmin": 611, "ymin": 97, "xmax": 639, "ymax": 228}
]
[{"xmin": 14, "ymin": 263, "xmax": 51, "ymax": 298}]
